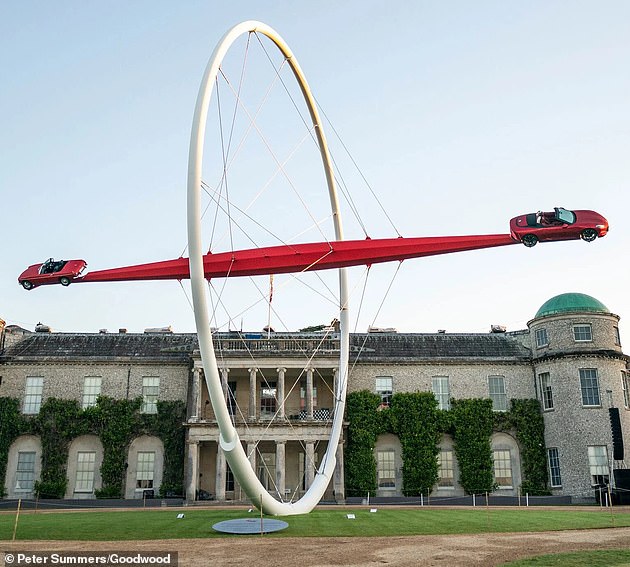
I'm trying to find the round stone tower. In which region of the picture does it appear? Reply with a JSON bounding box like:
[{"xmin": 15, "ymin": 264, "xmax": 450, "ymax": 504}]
[{"xmin": 528, "ymin": 293, "xmax": 628, "ymax": 501}]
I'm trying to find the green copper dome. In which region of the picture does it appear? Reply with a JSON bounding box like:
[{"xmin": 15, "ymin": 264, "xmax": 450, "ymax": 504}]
[{"xmin": 535, "ymin": 293, "xmax": 609, "ymax": 318}]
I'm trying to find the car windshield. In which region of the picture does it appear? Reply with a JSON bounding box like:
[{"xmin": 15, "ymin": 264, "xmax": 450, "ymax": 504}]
[{"xmin": 555, "ymin": 208, "xmax": 576, "ymax": 224}]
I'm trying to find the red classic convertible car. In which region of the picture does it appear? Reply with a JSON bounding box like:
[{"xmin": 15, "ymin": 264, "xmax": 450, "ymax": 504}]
[
  {"xmin": 510, "ymin": 208, "xmax": 608, "ymax": 247},
  {"xmin": 18, "ymin": 258, "xmax": 87, "ymax": 290}
]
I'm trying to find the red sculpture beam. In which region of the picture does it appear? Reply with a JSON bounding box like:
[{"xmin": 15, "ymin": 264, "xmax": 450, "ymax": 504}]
[{"xmin": 77, "ymin": 234, "xmax": 516, "ymax": 284}]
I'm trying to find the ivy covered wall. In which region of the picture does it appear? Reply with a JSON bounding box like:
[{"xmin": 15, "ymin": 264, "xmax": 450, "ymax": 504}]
[
  {"xmin": 0, "ymin": 396, "xmax": 186, "ymax": 498},
  {"xmin": 345, "ymin": 391, "xmax": 549, "ymax": 496}
]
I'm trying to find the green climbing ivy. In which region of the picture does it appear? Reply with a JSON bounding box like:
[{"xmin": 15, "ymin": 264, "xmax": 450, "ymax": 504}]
[
  {"xmin": 150, "ymin": 400, "xmax": 186, "ymax": 497},
  {"xmin": 34, "ymin": 398, "xmax": 88, "ymax": 498},
  {"xmin": 389, "ymin": 392, "xmax": 440, "ymax": 496},
  {"xmin": 506, "ymin": 399, "xmax": 549, "ymax": 495},
  {"xmin": 346, "ymin": 391, "xmax": 549, "ymax": 497},
  {"xmin": 344, "ymin": 390, "xmax": 381, "ymax": 497},
  {"xmin": 449, "ymin": 398, "xmax": 496, "ymax": 494},
  {"xmin": 0, "ymin": 397, "xmax": 26, "ymax": 497},
  {"xmin": 0, "ymin": 395, "xmax": 186, "ymax": 499},
  {"xmin": 93, "ymin": 397, "xmax": 143, "ymax": 498}
]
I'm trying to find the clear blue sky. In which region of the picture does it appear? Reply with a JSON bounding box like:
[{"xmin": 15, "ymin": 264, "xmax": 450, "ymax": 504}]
[{"xmin": 2, "ymin": 1, "xmax": 629, "ymax": 338}]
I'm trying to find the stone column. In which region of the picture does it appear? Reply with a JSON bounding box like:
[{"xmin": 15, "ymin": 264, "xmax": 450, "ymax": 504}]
[
  {"xmin": 305, "ymin": 442, "xmax": 315, "ymax": 489},
  {"xmin": 215, "ymin": 443, "xmax": 226, "ymax": 502},
  {"xmin": 191, "ymin": 367, "xmax": 202, "ymax": 421},
  {"xmin": 306, "ymin": 367, "xmax": 314, "ymax": 420},
  {"xmin": 247, "ymin": 442, "xmax": 257, "ymax": 474},
  {"xmin": 276, "ymin": 441, "xmax": 286, "ymax": 499},
  {"xmin": 277, "ymin": 367, "xmax": 286, "ymax": 419},
  {"xmin": 333, "ymin": 440, "xmax": 345, "ymax": 502},
  {"xmin": 248, "ymin": 367, "xmax": 257, "ymax": 421},
  {"xmin": 220, "ymin": 367, "xmax": 230, "ymax": 401},
  {"xmin": 185, "ymin": 439, "xmax": 199, "ymax": 502},
  {"xmin": 331, "ymin": 368, "xmax": 339, "ymax": 420}
]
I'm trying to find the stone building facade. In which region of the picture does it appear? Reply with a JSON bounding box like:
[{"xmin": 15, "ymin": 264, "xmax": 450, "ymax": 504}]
[{"xmin": 1, "ymin": 293, "xmax": 628, "ymax": 503}]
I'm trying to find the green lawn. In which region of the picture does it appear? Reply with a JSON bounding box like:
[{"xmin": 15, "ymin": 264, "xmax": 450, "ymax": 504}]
[
  {"xmin": 1, "ymin": 507, "xmax": 628, "ymax": 541},
  {"xmin": 505, "ymin": 549, "xmax": 630, "ymax": 566}
]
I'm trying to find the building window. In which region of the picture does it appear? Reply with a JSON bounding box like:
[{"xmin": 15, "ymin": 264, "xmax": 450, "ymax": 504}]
[
  {"xmin": 15, "ymin": 451, "xmax": 36, "ymax": 492},
  {"xmin": 23, "ymin": 377, "xmax": 43, "ymax": 414},
  {"xmin": 432, "ymin": 376, "xmax": 450, "ymax": 410},
  {"xmin": 300, "ymin": 384, "xmax": 318, "ymax": 410},
  {"xmin": 225, "ymin": 464, "xmax": 235, "ymax": 492},
  {"xmin": 614, "ymin": 326, "xmax": 621, "ymax": 346},
  {"xmin": 136, "ymin": 452, "xmax": 155, "ymax": 489},
  {"xmin": 547, "ymin": 448, "xmax": 562, "ymax": 487},
  {"xmin": 587, "ymin": 445, "xmax": 609, "ymax": 486},
  {"xmin": 573, "ymin": 324, "xmax": 592, "ymax": 342},
  {"xmin": 437, "ymin": 450, "xmax": 454, "ymax": 488},
  {"xmin": 75, "ymin": 452, "xmax": 96, "ymax": 492},
  {"xmin": 535, "ymin": 328, "xmax": 549, "ymax": 348},
  {"xmin": 142, "ymin": 377, "xmax": 160, "ymax": 414},
  {"xmin": 375, "ymin": 377, "xmax": 393, "ymax": 407},
  {"xmin": 82, "ymin": 377, "xmax": 102, "ymax": 409},
  {"xmin": 622, "ymin": 372, "xmax": 630, "ymax": 410},
  {"xmin": 260, "ymin": 381, "xmax": 277, "ymax": 419},
  {"xmin": 257, "ymin": 453, "xmax": 276, "ymax": 490},
  {"xmin": 488, "ymin": 376, "xmax": 507, "ymax": 412},
  {"xmin": 580, "ymin": 368, "xmax": 601, "ymax": 407},
  {"xmin": 493, "ymin": 449, "xmax": 513, "ymax": 488},
  {"xmin": 377, "ymin": 450, "xmax": 396, "ymax": 489},
  {"xmin": 538, "ymin": 372, "xmax": 554, "ymax": 411}
]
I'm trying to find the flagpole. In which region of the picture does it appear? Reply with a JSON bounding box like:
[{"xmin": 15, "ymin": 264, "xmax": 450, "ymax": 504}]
[{"xmin": 267, "ymin": 274, "xmax": 274, "ymax": 339}]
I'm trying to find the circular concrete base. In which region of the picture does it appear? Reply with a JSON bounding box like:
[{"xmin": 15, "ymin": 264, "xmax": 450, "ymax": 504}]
[{"xmin": 212, "ymin": 518, "xmax": 289, "ymax": 534}]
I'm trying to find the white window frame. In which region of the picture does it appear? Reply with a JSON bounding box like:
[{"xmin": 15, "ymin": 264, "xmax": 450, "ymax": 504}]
[
  {"xmin": 15, "ymin": 451, "xmax": 36, "ymax": 492},
  {"xmin": 377, "ymin": 449, "xmax": 396, "ymax": 489},
  {"xmin": 437, "ymin": 449, "xmax": 454, "ymax": 489},
  {"xmin": 535, "ymin": 328, "xmax": 549, "ymax": 348},
  {"xmin": 579, "ymin": 368, "xmax": 601, "ymax": 407},
  {"xmin": 135, "ymin": 451, "xmax": 155, "ymax": 490},
  {"xmin": 23, "ymin": 377, "xmax": 43, "ymax": 414},
  {"xmin": 538, "ymin": 372, "xmax": 554, "ymax": 411},
  {"xmin": 622, "ymin": 372, "xmax": 630, "ymax": 410},
  {"xmin": 432, "ymin": 376, "xmax": 450, "ymax": 410},
  {"xmin": 75, "ymin": 451, "xmax": 96, "ymax": 493},
  {"xmin": 260, "ymin": 381, "xmax": 277, "ymax": 419},
  {"xmin": 375, "ymin": 377, "xmax": 393, "ymax": 407},
  {"xmin": 493, "ymin": 449, "xmax": 513, "ymax": 488},
  {"xmin": 488, "ymin": 376, "xmax": 507, "ymax": 412},
  {"xmin": 573, "ymin": 324, "xmax": 593, "ymax": 342},
  {"xmin": 587, "ymin": 445, "xmax": 609, "ymax": 486},
  {"xmin": 547, "ymin": 447, "xmax": 562, "ymax": 488},
  {"xmin": 614, "ymin": 326, "xmax": 621, "ymax": 346},
  {"xmin": 142, "ymin": 377, "xmax": 160, "ymax": 414},
  {"xmin": 82, "ymin": 376, "xmax": 102, "ymax": 409}
]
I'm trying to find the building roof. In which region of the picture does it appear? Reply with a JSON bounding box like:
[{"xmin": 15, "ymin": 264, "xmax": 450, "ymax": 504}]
[
  {"xmin": 0, "ymin": 332, "xmax": 198, "ymax": 361},
  {"xmin": 350, "ymin": 333, "xmax": 531, "ymax": 361},
  {"xmin": 0, "ymin": 330, "xmax": 531, "ymax": 363},
  {"xmin": 535, "ymin": 293, "xmax": 609, "ymax": 318}
]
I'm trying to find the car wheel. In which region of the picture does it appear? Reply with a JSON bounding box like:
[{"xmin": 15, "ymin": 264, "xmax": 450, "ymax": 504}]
[
  {"xmin": 21, "ymin": 281, "xmax": 34, "ymax": 290},
  {"xmin": 60, "ymin": 276, "xmax": 71, "ymax": 286},
  {"xmin": 581, "ymin": 228, "xmax": 598, "ymax": 242},
  {"xmin": 522, "ymin": 234, "xmax": 538, "ymax": 248}
]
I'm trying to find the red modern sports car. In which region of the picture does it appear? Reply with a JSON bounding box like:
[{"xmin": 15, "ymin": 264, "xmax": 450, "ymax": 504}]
[
  {"xmin": 509, "ymin": 208, "xmax": 608, "ymax": 247},
  {"xmin": 18, "ymin": 258, "xmax": 87, "ymax": 290}
]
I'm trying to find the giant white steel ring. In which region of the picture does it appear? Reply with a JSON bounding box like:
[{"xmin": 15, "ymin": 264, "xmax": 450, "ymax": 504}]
[{"xmin": 186, "ymin": 20, "xmax": 350, "ymax": 515}]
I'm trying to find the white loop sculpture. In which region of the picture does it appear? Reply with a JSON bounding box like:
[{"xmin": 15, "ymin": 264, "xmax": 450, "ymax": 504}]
[{"xmin": 186, "ymin": 21, "xmax": 349, "ymax": 515}]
